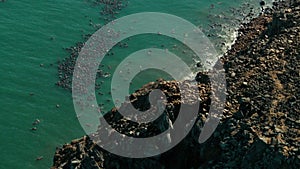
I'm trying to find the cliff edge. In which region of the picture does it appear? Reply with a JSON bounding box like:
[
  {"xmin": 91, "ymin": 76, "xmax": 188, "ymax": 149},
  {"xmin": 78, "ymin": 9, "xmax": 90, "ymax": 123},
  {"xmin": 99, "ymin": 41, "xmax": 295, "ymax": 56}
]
[{"xmin": 51, "ymin": 1, "xmax": 300, "ymax": 169}]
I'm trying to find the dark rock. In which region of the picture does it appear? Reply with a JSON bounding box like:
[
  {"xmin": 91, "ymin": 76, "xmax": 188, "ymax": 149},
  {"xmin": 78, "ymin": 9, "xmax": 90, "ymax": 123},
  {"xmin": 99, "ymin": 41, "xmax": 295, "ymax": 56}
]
[{"xmin": 51, "ymin": 1, "xmax": 300, "ymax": 169}]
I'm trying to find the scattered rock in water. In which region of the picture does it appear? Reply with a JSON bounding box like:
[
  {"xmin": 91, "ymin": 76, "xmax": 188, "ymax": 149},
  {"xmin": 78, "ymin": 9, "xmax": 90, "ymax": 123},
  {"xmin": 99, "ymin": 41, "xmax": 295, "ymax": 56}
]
[
  {"xmin": 31, "ymin": 127, "xmax": 37, "ymax": 131},
  {"xmin": 36, "ymin": 156, "xmax": 43, "ymax": 161},
  {"xmin": 32, "ymin": 119, "xmax": 40, "ymax": 125}
]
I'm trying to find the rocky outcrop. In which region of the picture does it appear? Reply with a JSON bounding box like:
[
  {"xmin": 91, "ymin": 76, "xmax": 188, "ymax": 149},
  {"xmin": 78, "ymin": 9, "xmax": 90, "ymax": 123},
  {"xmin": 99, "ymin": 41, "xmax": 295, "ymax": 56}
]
[{"xmin": 52, "ymin": 1, "xmax": 300, "ymax": 169}]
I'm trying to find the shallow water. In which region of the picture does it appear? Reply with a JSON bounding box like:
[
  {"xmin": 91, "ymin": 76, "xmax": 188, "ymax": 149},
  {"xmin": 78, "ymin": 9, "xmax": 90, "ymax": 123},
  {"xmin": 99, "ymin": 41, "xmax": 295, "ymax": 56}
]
[{"xmin": 0, "ymin": 0, "xmax": 268, "ymax": 168}]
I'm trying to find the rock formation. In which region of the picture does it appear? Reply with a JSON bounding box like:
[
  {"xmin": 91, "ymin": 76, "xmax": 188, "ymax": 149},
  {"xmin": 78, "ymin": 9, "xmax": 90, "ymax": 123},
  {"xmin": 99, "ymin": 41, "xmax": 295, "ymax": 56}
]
[{"xmin": 51, "ymin": 1, "xmax": 300, "ymax": 168}]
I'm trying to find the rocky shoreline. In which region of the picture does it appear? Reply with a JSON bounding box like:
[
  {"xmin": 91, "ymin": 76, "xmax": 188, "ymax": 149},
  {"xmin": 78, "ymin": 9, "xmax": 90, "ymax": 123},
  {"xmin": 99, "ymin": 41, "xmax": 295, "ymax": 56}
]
[{"xmin": 51, "ymin": 1, "xmax": 300, "ymax": 169}]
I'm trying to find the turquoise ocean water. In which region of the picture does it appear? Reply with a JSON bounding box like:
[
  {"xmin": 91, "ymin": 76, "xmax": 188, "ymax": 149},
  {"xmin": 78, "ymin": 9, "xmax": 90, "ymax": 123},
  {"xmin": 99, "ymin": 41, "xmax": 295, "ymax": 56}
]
[{"xmin": 0, "ymin": 0, "xmax": 269, "ymax": 168}]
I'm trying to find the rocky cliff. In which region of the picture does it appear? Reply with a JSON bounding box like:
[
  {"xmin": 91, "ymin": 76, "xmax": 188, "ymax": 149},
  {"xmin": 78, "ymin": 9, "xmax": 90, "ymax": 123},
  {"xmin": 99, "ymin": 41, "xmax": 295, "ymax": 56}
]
[{"xmin": 51, "ymin": 1, "xmax": 300, "ymax": 169}]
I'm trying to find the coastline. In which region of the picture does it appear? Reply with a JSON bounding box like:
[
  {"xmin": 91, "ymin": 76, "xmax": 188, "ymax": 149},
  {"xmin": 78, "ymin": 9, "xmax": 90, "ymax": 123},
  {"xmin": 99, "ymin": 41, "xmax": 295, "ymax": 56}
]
[{"xmin": 51, "ymin": 1, "xmax": 300, "ymax": 169}]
